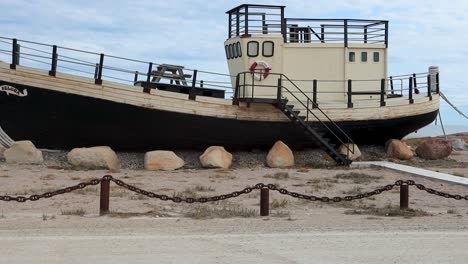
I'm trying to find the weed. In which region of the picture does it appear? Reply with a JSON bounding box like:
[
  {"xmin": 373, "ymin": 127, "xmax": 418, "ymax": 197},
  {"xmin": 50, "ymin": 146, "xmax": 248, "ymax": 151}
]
[
  {"xmin": 447, "ymin": 209, "xmax": 459, "ymax": 214},
  {"xmin": 184, "ymin": 203, "xmax": 257, "ymax": 219},
  {"xmin": 193, "ymin": 185, "xmax": 215, "ymax": 192},
  {"xmin": 345, "ymin": 204, "xmax": 431, "ymax": 218},
  {"xmin": 130, "ymin": 194, "xmax": 149, "ymax": 200},
  {"xmin": 271, "ymin": 198, "xmax": 289, "ymax": 209},
  {"xmin": 264, "ymin": 172, "xmax": 289, "ymax": 180},
  {"xmin": 334, "ymin": 172, "xmax": 382, "ymax": 184},
  {"xmin": 0, "ymin": 210, "xmax": 4, "ymax": 219},
  {"xmin": 61, "ymin": 208, "xmax": 86, "ymax": 216},
  {"xmin": 343, "ymin": 186, "xmax": 364, "ymax": 195},
  {"xmin": 74, "ymin": 187, "xmax": 99, "ymax": 195},
  {"xmin": 271, "ymin": 210, "xmax": 291, "ymax": 218},
  {"xmin": 71, "ymin": 176, "xmax": 81, "ymax": 181},
  {"xmin": 0, "ymin": 175, "xmax": 10, "ymax": 178},
  {"xmin": 453, "ymin": 172, "xmax": 465, "ymax": 177},
  {"xmin": 306, "ymin": 178, "xmax": 337, "ymax": 192}
]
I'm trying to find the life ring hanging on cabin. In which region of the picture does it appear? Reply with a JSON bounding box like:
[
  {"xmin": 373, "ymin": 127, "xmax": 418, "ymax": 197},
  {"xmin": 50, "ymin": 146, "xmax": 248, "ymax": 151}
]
[{"xmin": 249, "ymin": 61, "xmax": 271, "ymax": 81}]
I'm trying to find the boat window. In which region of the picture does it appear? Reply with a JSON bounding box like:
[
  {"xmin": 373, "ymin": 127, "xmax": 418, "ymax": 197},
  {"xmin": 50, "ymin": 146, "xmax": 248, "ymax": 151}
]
[
  {"xmin": 236, "ymin": 42, "xmax": 242, "ymax": 57},
  {"xmin": 247, "ymin": 41, "xmax": 259, "ymax": 57},
  {"xmin": 349, "ymin": 52, "xmax": 355, "ymax": 62},
  {"xmin": 225, "ymin": 45, "xmax": 230, "ymax": 60},
  {"xmin": 373, "ymin": 52, "xmax": 380, "ymax": 62},
  {"xmin": 262, "ymin": 41, "xmax": 274, "ymax": 57},
  {"xmin": 231, "ymin": 43, "xmax": 238, "ymax": 58},
  {"xmin": 361, "ymin": 52, "xmax": 368, "ymax": 62}
]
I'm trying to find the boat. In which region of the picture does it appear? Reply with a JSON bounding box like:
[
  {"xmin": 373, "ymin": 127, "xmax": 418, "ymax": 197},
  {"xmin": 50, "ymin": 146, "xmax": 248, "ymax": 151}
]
[{"xmin": 0, "ymin": 4, "xmax": 440, "ymax": 165}]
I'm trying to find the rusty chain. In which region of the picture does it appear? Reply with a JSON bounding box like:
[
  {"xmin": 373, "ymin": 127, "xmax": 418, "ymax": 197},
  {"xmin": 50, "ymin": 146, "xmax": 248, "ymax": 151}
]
[{"xmin": 1, "ymin": 176, "xmax": 468, "ymax": 203}]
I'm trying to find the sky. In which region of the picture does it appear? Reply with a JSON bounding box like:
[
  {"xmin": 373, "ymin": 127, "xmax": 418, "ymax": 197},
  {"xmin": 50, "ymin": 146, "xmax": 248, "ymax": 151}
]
[{"xmin": 0, "ymin": 0, "xmax": 467, "ymax": 127}]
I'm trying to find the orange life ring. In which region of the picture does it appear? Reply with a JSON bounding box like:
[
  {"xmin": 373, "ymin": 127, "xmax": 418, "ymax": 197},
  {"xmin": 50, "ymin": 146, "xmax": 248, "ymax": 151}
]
[{"xmin": 249, "ymin": 61, "xmax": 271, "ymax": 81}]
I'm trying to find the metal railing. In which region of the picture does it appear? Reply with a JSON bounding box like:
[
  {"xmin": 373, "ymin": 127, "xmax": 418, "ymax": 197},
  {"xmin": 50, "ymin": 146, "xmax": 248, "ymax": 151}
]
[
  {"xmin": 1, "ymin": 175, "xmax": 467, "ymax": 217},
  {"xmin": 0, "ymin": 36, "xmax": 235, "ymax": 99}
]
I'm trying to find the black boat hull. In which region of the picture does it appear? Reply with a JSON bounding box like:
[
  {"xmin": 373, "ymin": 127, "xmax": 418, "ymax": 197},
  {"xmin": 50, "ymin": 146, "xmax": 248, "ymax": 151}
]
[{"xmin": 0, "ymin": 82, "xmax": 438, "ymax": 151}]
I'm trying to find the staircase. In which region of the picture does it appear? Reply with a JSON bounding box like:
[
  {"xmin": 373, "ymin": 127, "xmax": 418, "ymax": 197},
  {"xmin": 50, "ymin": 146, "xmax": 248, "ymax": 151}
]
[
  {"xmin": 276, "ymin": 75, "xmax": 354, "ymax": 165},
  {"xmin": 279, "ymin": 98, "xmax": 351, "ymax": 165}
]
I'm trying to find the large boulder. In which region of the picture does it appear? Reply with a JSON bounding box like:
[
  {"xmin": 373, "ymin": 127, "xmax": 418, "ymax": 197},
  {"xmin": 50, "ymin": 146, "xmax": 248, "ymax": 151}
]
[
  {"xmin": 448, "ymin": 138, "xmax": 467, "ymax": 151},
  {"xmin": 67, "ymin": 146, "xmax": 120, "ymax": 170},
  {"xmin": 416, "ymin": 139, "xmax": 452, "ymax": 160},
  {"xmin": 199, "ymin": 146, "xmax": 232, "ymax": 169},
  {"xmin": 266, "ymin": 141, "xmax": 294, "ymax": 168},
  {"xmin": 338, "ymin": 143, "xmax": 361, "ymax": 161},
  {"xmin": 4, "ymin": 141, "xmax": 43, "ymax": 164},
  {"xmin": 144, "ymin": 151, "xmax": 185, "ymax": 171},
  {"xmin": 386, "ymin": 139, "xmax": 413, "ymax": 160}
]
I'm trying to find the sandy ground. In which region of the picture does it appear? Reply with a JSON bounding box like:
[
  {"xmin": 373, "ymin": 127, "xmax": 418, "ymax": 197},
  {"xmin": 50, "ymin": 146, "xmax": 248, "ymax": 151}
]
[{"xmin": 0, "ymin": 144, "xmax": 467, "ymax": 263}]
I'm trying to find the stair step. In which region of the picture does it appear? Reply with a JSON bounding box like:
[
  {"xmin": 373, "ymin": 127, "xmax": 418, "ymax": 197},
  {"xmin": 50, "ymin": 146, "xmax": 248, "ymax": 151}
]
[
  {"xmin": 292, "ymin": 111, "xmax": 300, "ymax": 115},
  {"xmin": 286, "ymin": 105, "xmax": 295, "ymax": 110}
]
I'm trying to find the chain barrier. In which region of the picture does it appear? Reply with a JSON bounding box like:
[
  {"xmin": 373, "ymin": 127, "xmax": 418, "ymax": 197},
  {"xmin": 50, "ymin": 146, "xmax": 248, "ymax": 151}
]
[{"xmin": 1, "ymin": 176, "xmax": 467, "ymax": 203}]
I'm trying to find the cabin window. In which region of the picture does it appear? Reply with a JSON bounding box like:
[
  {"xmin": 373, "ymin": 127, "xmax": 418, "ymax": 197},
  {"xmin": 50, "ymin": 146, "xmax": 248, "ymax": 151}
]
[
  {"xmin": 262, "ymin": 41, "xmax": 274, "ymax": 57},
  {"xmin": 373, "ymin": 52, "xmax": 380, "ymax": 62},
  {"xmin": 361, "ymin": 52, "xmax": 368, "ymax": 62},
  {"xmin": 247, "ymin": 41, "xmax": 259, "ymax": 57},
  {"xmin": 349, "ymin": 52, "xmax": 355, "ymax": 62},
  {"xmin": 236, "ymin": 42, "xmax": 242, "ymax": 57},
  {"xmin": 226, "ymin": 45, "xmax": 232, "ymax": 59},
  {"xmin": 225, "ymin": 45, "xmax": 229, "ymax": 60},
  {"xmin": 230, "ymin": 44, "xmax": 236, "ymax": 59},
  {"xmin": 231, "ymin": 44, "xmax": 238, "ymax": 58}
]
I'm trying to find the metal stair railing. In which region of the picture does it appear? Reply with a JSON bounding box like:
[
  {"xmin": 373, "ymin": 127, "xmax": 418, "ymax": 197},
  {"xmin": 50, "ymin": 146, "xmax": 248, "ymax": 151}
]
[{"xmin": 278, "ymin": 74, "xmax": 355, "ymax": 161}]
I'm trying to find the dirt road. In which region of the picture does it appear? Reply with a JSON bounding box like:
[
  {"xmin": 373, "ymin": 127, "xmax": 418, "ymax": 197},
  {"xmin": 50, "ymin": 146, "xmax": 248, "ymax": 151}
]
[{"xmin": 1, "ymin": 229, "xmax": 467, "ymax": 263}]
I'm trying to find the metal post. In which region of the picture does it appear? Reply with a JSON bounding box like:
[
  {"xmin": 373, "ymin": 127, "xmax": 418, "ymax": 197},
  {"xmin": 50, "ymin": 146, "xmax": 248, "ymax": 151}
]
[
  {"xmin": 49, "ymin": 45, "xmax": 58, "ymax": 76},
  {"xmin": 260, "ymin": 188, "xmax": 269, "ymax": 216},
  {"xmin": 390, "ymin": 76, "xmax": 394, "ymax": 94},
  {"xmin": 436, "ymin": 73, "xmax": 440, "ymax": 94},
  {"xmin": 409, "ymin": 77, "xmax": 414, "ymax": 104},
  {"xmin": 427, "ymin": 75, "xmax": 432, "ymax": 100},
  {"xmin": 313, "ymin": 79, "xmax": 318, "ymax": 108},
  {"xmin": 200, "ymin": 80, "xmax": 204, "ymax": 88},
  {"xmin": 321, "ymin": 25, "xmax": 325, "ymax": 43},
  {"xmin": 245, "ymin": 6, "xmax": 249, "ymax": 36},
  {"xmin": 236, "ymin": 10, "xmax": 240, "ymax": 36},
  {"xmin": 93, "ymin": 63, "xmax": 99, "ymax": 79},
  {"xmin": 95, "ymin": 53, "xmax": 104, "ymax": 85},
  {"xmin": 400, "ymin": 185, "xmax": 409, "ymax": 209},
  {"xmin": 413, "ymin": 73, "xmax": 419, "ymax": 94},
  {"xmin": 15, "ymin": 44, "xmax": 20, "ymax": 66},
  {"xmin": 347, "ymin": 79, "xmax": 353, "ymax": 108},
  {"xmin": 306, "ymin": 99, "xmax": 309, "ymax": 121},
  {"xmin": 364, "ymin": 26, "xmax": 368, "ymax": 43},
  {"xmin": 228, "ymin": 12, "xmax": 232, "ymax": 38},
  {"xmin": 380, "ymin": 79, "xmax": 386, "ymax": 107},
  {"xmin": 281, "ymin": 7, "xmax": 286, "ymax": 42},
  {"xmin": 144, "ymin": 62, "xmax": 153, "ymax": 93},
  {"xmin": 134, "ymin": 71, "xmax": 139, "ymax": 83},
  {"xmin": 262, "ymin": 14, "xmax": 267, "ymax": 34},
  {"xmin": 233, "ymin": 74, "xmax": 240, "ymax": 105},
  {"xmin": 10, "ymin": 38, "xmax": 17, "ymax": 69},
  {"xmin": 344, "ymin": 19, "xmax": 348, "ymax": 48},
  {"xmin": 100, "ymin": 178, "xmax": 110, "ymax": 215},
  {"xmin": 277, "ymin": 78, "xmax": 282, "ymax": 105},
  {"xmin": 384, "ymin": 22, "xmax": 389, "ymax": 48},
  {"xmin": 189, "ymin": 69, "xmax": 197, "ymax": 100}
]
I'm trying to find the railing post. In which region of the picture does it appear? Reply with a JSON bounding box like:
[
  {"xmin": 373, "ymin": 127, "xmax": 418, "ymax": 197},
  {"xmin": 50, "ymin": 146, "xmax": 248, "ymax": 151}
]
[
  {"xmin": 233, "ymin": 74, "xmax": 240, "ymax": 105},
  {"xmin": 312, "ymin": 79, "xmax": 318, "ymax": 108},
  {"xmin": 380, "ymin": 78, "xmax": 386, "ymax": 107},
  {"xmin": 200, "ymin": 80, "xmax": 204, "ymax": 88},
  {"xmin": 427, "ymin": 74, "xmax": 432, "ymax": 101},
  {"xmin": 245, "ymin": 6, "xmax": 249, "ymax": 36},
  {"xmin": 277, "ymin": 78, "xmax": 282, "ymax": 105},
  {"xmin": 143, "ymin": 62, "xmax": 153, "ymax": 94},
  {"xmin": 100, "ymin": 178, "xmax": 110, "ymax": 216},
  {"xmin": 281, "ymin": 7, "xmax": 286, "ymax": 42},
  {"xmin": 413, "ymin": 73, "xmax": 419, "ymax": 94},
  {"xmin": 321, "ymin": 25, "xmax": 325, "ymax": 43},
  {"xmin": 306, "ymin": 99, "xmax": 310, "ymax": 121},
  {"xmin": 228, "ymin": 12, "xmax": 232, "ymax": 38},
  {"xmin": 49, "ymin": 45, "xmax": 58, "ymax": 76},
  {"xmin": 134, "ymin": 71, "xmax": 139, "ymax": 84},
  {"xmin": 436, "ymin": 73, "xmax": 440, "ymax": 94},
  {"xmin": 344, "ymin": 19, "xmax": 348, "ymax": 48},
  {"xmin": 390, "ymin": 76, "xmax": 394, "ymax": 94},
  {"xmin": 347, "ymin": 79, "xmax": 353, "ymax": 108},
  {"xmin": 364, "ymin": 26, "xmax": 368, "ymax": 44},
  {"xmin": 93, "ymin": 63, "xmax": 99, "ymax": 79},
  {"xmin": 409, "ymin": 76, "xmax": 414, "ymax": 104},
  {"xmin": 400, "ymin": 185, "xmax": 409, "ymax": 209},
  {"xmin": 260, "ymin": 188, "xmax": 269, "ymax": 216},
  {"xmin": 384, "ymin": 21, "xmax": 389, "ymax": 48},
  {"xmin": 236, "ymin": 10, "xmax": 240, "ymax": 36},
  {"xmin": 10, "ymin": 38, "xmax": 18, "ymax": 70},
  {"xmin": 95, "ymin": 53, "xmax": 104, "ymax": 85},
  {"xmin": 189, "ymin": 69, "xmax": 197, "ymax": 100}
]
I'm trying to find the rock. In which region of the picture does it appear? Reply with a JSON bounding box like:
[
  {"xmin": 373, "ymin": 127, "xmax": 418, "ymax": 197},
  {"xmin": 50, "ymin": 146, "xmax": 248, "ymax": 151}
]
[
  {"xmin": 0, "ymin": 145, "xmax": 6, "ymax": 159},
  {"xmin": 67, "ymin": 146, "xmax": 120, "ymax": 170},
  {"xmin": 266, "ymin": 141, "xmax": 294, "ymax": 168},
  {"xmin": 416, "ymin": 139, "xmax": 452, "ymax": 160},
  {"xmin": 4, "ymin": 141, "xmax": 43, "ymax": 164},
  {"xmin": 448, "ymin": 138, "xmax": 467, "ymax": 151},
  {"xmin": 144, "ymin": 151, "xmax": 185, "ymax": 171},
  {"xmin": 338, "ymin": 144, "xmax": 361, "ymax": 161},
  {"xmin": 386, "ymin": 139, "xmax": 413, "ymax": 160},
  {"xmin": 199, "ymin": 146, "xmax": 232, "ymax": 169}
]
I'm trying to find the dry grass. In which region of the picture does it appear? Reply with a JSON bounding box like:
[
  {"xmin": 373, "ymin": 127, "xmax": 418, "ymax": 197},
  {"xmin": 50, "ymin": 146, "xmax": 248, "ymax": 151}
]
[
  {"xmin": 447, "ymin": 209, "xmax": 459, "ymax": 214},
  {"xmin": 61, "ymin": 208, "xmax": 86, "ymax": 216},
  {"xmin": 345, "ymin": 204, "xmax": 431, "ymax": 218},
  {"xmin": 453, "ymin": 172, "xmax": 466, "ymax": 177},
  {"xmin": 271, "ymin": 198, "xmax": 289, "ymax": 209},
  {"xmin": 184, "ymin": 202, "xmax": 257, "ymax": 219},
  {"xmin": 74, "ymin": 187, "xmax": 99, "ymax": 195},
  {"xmin": 271, "ymin": 210, "xmax": 291, "ymax": 218},
  {"xmin": 264, "ymin": 172, "xmax": 289, "ymax": 180},
  {"xmin": 108, "ymin": 210, "xmax": 170, "ymax": 218},
  {"xmin": 334, "ymin": 172, "xmax": 382, "ymax": 184},
  {"xmin": 306, "ymin": 178, "xmax": 338, "ymax": 192},
  {"xmin": 343, "ymin": 186, "xmax": 364, "ymax": 195},
  {"xmin": 193, "ymin": 185, "xmax": 216, "ymax": 192}
]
